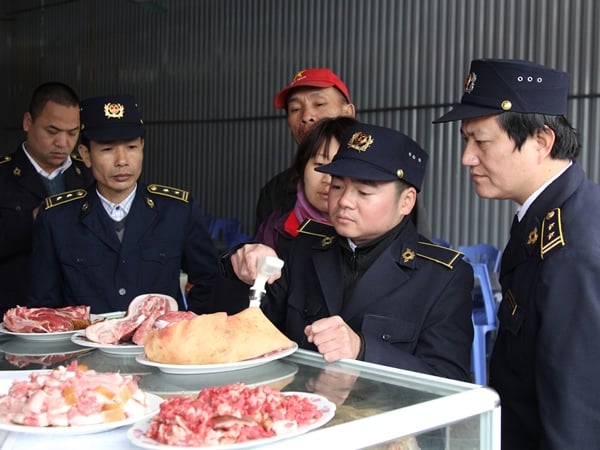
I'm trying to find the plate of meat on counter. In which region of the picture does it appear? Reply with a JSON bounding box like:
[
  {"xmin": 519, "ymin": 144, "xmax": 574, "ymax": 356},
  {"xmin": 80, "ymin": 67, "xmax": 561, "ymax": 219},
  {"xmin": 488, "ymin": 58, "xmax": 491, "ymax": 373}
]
[
  {"xmin": 127, "ymin": 383, "xmax": 336, "ymax": 449},
  {"xmin": 0, "ymin": 362, "xmax": 162, "ymax": 435},
  {"xmin": 0, "ymin": 305, "xmax": 103, "ymax": 342},
  {"xmin": 135, "ymin": 306, "xmax": 299, "ymax": 374},
  {"xmin": 70, "ymin": 293, "xmax": 194, "ymax": 356}
]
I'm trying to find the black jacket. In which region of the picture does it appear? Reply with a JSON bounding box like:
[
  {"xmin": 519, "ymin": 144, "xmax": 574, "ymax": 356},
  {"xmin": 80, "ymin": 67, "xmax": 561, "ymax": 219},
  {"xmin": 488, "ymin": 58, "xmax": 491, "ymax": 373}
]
[{"xmin": 0, "ymin": 146, "xmax": 93, "ymax": 316}]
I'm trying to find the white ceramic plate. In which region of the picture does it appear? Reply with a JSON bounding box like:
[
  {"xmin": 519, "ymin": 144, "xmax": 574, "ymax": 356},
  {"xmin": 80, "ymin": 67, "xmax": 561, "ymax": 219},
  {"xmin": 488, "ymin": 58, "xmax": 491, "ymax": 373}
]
[
  {"xmin": 0, "ymin": 392, "xmax": 162, "ymax": 435},
  {"xmin": 135, "ymin": 343, "xmax": 298, "ymax": 374},
  {"xmin": 127, "ymin": 392, "xmax": 335, "ymax": 449},
  {"xmin": 0, "ymin": 324, "xmax": 79, "ymax": 342},
  {"xmin": 70, "ymin": 331, "xmax": 144, "ymax": 355}
]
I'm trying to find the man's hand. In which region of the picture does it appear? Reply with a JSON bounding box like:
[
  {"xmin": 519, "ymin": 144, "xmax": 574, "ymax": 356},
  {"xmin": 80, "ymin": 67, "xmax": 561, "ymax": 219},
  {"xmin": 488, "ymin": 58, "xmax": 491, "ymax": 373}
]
[
  {"xmin": 230, "ymin": 243, "xmax": 281, "ymax": 284},
  {"xmin": 304, "ymin": 315, "xmax": 362, "ymax": 362}
]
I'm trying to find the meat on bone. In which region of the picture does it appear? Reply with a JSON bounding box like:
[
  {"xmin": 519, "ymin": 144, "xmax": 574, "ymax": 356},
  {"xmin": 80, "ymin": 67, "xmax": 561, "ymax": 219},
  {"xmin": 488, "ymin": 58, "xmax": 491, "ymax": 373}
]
[{"xmin": 85, "ymin": 294, "xmax": 178, "ymax": 345}]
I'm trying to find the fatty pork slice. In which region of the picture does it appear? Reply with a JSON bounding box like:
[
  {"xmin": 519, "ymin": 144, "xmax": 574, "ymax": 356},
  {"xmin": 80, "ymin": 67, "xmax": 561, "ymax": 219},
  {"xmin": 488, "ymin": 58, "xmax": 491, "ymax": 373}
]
[{"xmin": 85, "ymin": 294, "xmax": 178, "ymax": 345}]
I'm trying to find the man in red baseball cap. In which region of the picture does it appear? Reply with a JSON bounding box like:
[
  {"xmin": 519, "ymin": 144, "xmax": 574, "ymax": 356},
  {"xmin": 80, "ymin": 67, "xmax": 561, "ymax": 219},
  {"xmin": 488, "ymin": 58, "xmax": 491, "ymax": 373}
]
[{"xmin": 256, "ymin": 68, "xmax": 356, "ymax": 229}]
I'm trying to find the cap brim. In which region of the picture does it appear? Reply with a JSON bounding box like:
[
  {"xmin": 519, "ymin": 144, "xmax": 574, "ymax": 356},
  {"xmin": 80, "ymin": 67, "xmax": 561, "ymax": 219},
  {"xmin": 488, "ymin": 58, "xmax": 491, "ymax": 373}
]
[
  {"xmin": 81, "ymin": 125, "xmax": 145, "ymax": 142},
  {"xmin": 433, "ymin": 103, "xmax": 502, "ymax": 123},
  {"xmin": 273, "ymin": 80, "xmax": 336, "ymax": 109},
  {"xmin": 316, "ymin": 158, "xmax": 398, "ymax": 182}
]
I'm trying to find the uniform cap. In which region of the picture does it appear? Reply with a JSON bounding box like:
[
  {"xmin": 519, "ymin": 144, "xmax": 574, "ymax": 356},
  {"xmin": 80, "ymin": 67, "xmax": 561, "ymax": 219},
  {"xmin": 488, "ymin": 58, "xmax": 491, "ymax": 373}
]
[
  {"xmin": 433, "ymin": 59, "xmax": 569, "ymax": 123},
  {"xmin": 316, "ymin": 123, "xmax": 428, "ymax": 192},
  {"xmin": 80, "ymin": 94, "xmax": 145, "ymax": 141},
  {"xmin": 273, "ymin": 68, "xmax": 351, "ymax": 109}
]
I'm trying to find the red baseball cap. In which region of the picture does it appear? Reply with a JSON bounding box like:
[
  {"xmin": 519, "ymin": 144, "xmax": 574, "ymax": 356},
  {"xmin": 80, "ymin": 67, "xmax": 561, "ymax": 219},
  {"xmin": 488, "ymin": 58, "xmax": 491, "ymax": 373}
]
[{"xmin": 273, "ymin": 68, "xmax": 351, "ymax": 109}]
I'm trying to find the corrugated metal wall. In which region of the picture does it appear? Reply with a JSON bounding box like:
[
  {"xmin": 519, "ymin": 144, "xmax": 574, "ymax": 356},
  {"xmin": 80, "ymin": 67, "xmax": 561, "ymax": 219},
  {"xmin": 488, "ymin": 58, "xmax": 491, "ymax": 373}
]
[{"xmin": 2, "ymin": 0, "xmax": 599, "ymax": 249}]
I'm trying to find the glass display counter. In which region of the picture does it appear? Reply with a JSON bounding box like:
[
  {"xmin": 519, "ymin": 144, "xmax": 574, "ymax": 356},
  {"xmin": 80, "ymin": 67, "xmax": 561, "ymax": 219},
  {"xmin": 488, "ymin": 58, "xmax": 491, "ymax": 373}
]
[{"xmin": 0, "ymin": 335, "xmax": 500, "ymax": 449}]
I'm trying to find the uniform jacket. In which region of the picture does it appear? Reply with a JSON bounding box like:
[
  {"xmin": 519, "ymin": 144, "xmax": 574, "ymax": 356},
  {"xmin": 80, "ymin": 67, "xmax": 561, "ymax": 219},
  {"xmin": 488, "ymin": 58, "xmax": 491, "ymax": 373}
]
[
  {"xmin": 262, "ymin": 220, "xmax": 474, "ymax": 381},
  {"xmin": 26, "ymin": 182, "xmax": 218, "ymax": 314},
  {"xmin": 490, "ymin": 162, "xmax": 600, "ymax": 449},
  {"xmin": 0, "ymin": 146, "xmax": 92, "ymax": 316}
]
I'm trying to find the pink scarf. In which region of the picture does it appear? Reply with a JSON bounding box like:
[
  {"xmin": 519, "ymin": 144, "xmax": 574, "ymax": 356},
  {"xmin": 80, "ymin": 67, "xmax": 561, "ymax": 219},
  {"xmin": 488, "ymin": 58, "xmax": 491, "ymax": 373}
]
[{"xmin": 294, "ymin": 181, "xmax": 330, "ymax": 224}]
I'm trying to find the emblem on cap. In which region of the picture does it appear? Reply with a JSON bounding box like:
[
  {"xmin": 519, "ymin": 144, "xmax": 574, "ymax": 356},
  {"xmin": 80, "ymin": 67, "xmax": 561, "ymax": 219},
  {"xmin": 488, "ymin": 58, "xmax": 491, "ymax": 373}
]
[
  {"xmin": 289, "ymin": 70, "xmax": 305, "ymax": 86},
  {"xmin": 501, "ymin": 100, "xmax": 512, "ymax": 111},
  {"xmin": 464, "ymin": 72, "xmax": 477, "ymax": 93},
  {"xmin": 347, "ymin": 132, "xmax": 374, "ymax": 152},
  {"xmin": 104, "ymin": 102, "xmax": 125, "ymax": 119}
]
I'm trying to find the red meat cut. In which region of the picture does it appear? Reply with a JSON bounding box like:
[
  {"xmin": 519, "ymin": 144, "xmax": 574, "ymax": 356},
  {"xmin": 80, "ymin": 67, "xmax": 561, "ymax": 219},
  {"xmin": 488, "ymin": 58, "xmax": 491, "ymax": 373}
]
[{"xmin": 3, "ymin": 306, "xmax": 91, "ymax": 333}]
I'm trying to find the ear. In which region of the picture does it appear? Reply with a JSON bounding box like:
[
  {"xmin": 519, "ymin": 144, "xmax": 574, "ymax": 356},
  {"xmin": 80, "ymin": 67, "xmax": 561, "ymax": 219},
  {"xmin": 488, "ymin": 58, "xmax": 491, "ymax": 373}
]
[
  {"xmin": 533, "ymin": 126, "xmax": 556, "ymax": 161},
  {"xmin": 22, "ymin": 112, "xmax": 32, "ymax": 132},
  {"xmin": 342, "ymin": 102, "xmax": 356, "ymax": 118},
  {"xmin": 398, "ymin": 186, "xmax": 417, "ymax": 216},
  {"xmin": 78, "ymin": 144, "xmax": 93, "ymax": 169}
]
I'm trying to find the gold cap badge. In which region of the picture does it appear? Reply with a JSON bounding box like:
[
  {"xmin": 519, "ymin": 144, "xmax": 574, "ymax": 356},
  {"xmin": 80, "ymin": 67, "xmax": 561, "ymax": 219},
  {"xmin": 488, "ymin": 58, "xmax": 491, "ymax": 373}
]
[
  {"xmin": 104, "ymin": 102, "xmax": 125, "ymax": 119},
  {"xmin": 347, "ymin": 132, "xmax": 374, "ymax": 152},
  {"xmin": 501, "ymin": 100, "xmax": 512, "ymax": 111}
]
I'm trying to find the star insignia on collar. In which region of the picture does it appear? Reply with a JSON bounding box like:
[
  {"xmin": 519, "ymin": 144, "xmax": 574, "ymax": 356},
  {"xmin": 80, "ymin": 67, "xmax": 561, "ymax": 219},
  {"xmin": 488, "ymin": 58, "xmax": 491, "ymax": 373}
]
[
  {"xmin": 402, "ymin": 248, "xmax": 416, "ymax": 263},
  {"xmin": 527, "ymin": 227, "xmax": 539, "ymax": 245}
]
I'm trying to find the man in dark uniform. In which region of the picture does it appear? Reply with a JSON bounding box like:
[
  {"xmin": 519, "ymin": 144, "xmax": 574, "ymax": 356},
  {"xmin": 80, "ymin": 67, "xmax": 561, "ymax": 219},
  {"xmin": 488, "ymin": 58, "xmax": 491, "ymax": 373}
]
[
  {"xmin": 434, "ymin": 59, "xmax": 600, "ymax": 448},
  {"xmin": 248, "ymin": 123, "xmax": 474, "ymax": 380},
  {"xmin": 0, "ymin": 82, "xmax": 92, "ymax": 316},
  {"xmin": 26, "ymin": 94, "xmax": 217, "ymax": 314}
]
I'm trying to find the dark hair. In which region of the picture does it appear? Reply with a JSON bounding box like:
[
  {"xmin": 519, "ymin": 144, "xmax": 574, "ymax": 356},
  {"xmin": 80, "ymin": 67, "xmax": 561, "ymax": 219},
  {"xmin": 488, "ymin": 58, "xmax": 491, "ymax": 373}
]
[
  {"xmin": 290, "ymin": 116, "xmax": 359, "ymax": 183},
  {"xmin": 29, "ymin": 82, "xmax": 79, "ymax": 120},
  {"xmin": 496, "ymin": 112, "xmax": 580, "ymax": 159},
  {"xmin": 80, "ymin": 136, "xmax": 90, "ymax": 149}
]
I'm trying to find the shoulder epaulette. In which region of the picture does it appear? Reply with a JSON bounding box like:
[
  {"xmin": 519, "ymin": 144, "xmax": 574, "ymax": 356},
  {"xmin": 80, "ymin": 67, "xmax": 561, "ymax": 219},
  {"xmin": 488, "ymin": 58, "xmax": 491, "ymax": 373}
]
[
  {"xmin": 540, "ymin": 208, "xmax": 565, "ymax": 259},
  {"xmin": 417, "ymin": 241, "xmax": 463, "ymax": 269},
  {"xmin": 44, "ymin": 189, "xmax": 87, "ymax": 210},
  {"xmin": 0, "ymin": 155, "xmax": 11, "ymax": 165},
  {"xmin": 70, "ymin": 152, "xmax": 84, "ymax": 163},
  {"xmin": 297, "ymin": 219, "xmax": 337, "ymax": 247},
  {"xmin": 147, "ymin": 184, "xmax": 189, "ymax": 203}
]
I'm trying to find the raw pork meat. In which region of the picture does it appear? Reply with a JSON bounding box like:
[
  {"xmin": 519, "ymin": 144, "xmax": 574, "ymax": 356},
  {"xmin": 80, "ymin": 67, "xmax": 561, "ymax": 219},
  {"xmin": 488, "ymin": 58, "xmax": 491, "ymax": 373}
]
[
  {"xmin": 85, "ymin": 294, "xmax": 178, "ymax": 345},
  {"xmin": 3, "ymin": 306, "xmax": 91, "ymax": 333}
]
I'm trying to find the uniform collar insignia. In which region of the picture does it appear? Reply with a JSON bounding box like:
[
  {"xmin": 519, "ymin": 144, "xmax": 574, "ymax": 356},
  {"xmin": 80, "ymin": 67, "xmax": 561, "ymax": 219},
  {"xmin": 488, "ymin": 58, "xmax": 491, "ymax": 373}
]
[
  {"xmin": 321, "ymin": 236, "xmax": 335, "ymax": 247},
  {"xmin": 402, "ymin": 248, "xmax": 416, "ymax": 263},
  {"xmin": 13, "ymin": 167, "xmax": 21, "ymax": 176},
  {"xmin": 527, "ymin": 227, "xmax": 538, "ymax": 245}
]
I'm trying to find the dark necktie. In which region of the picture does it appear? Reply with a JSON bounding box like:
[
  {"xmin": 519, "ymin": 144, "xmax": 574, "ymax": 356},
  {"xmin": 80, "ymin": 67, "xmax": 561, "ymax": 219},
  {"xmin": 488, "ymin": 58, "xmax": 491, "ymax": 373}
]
[{"xmin": 114, "ymin": 217, "xmax": 126, "ymax": 242}]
